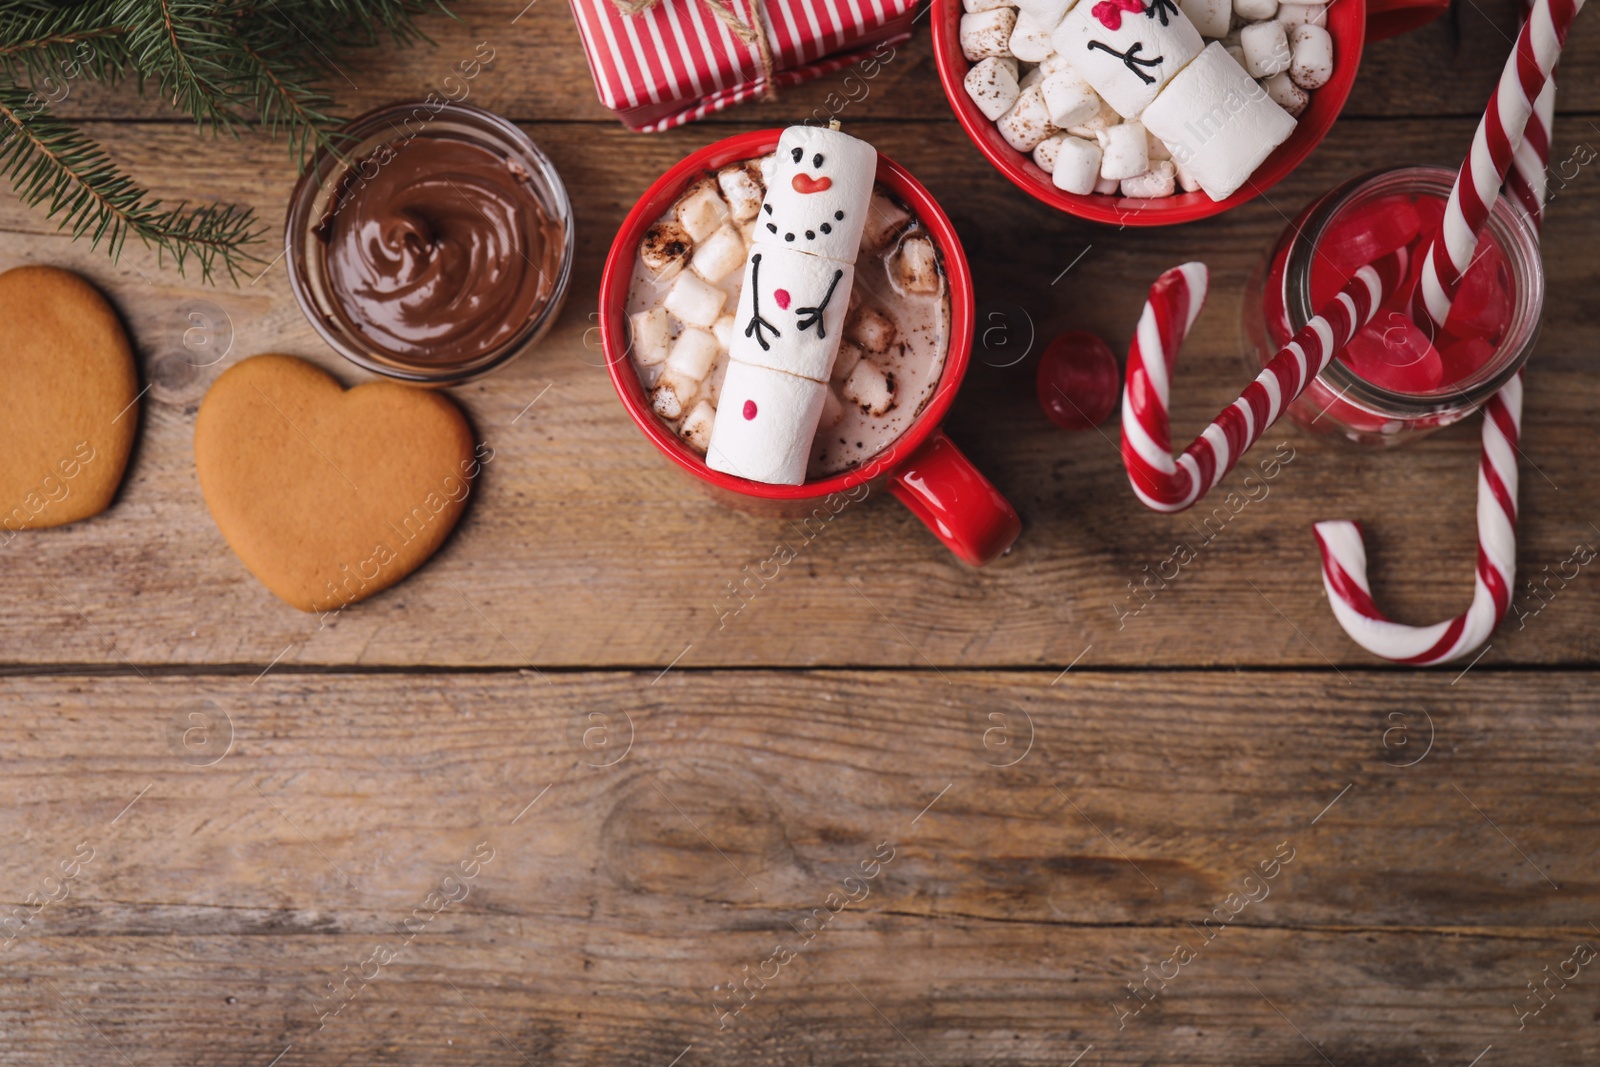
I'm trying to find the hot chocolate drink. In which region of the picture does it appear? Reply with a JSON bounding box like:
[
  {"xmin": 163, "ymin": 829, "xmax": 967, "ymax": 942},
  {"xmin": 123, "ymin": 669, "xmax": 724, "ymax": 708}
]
[{"xmin": 626, "ymin": 150, "xmax": 950, "ymax": 481}]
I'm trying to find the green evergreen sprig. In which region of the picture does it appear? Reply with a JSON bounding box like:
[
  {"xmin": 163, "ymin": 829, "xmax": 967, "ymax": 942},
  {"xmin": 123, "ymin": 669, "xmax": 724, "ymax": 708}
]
[{"xmin": 0, "ymin": 0, "xmax": 451, "ymax": 281}]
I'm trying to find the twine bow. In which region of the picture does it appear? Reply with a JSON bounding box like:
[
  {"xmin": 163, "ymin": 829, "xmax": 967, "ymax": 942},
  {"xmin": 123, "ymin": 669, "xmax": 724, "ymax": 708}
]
[{"xmin": 610, "ymin": 0, "xmax": 779, "ymax": 101}]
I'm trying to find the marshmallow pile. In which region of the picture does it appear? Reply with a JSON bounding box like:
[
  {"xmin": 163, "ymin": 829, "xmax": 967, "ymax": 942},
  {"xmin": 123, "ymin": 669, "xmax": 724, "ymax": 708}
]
[
  {"xmin": 960, "ymin": 0, "xmax": 1333, "ymax": 201},
  {"xmin": 629, "ymin": 129, "xmax": 941, "ymax": 485}
]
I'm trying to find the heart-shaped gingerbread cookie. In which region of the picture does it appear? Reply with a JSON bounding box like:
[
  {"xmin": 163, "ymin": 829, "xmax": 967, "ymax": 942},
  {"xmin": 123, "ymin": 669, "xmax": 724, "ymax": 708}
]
[
  {"xmin": 0, "ymin": 266, "xmax": 138, "ymax": 535},
  {"xmin": 195, "ymin": 354, "xmax": 480, "ymax": 612}
]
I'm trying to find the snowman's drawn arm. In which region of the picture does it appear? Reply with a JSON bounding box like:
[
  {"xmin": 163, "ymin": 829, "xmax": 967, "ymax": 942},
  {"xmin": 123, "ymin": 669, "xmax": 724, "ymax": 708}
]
[
  {"xmin": 795, "ymin": 268, "xmax": 845, "ymax": 339},
  {"xmin": 744, "ymin": 252, "xmax": 781, "ymax": 350}
]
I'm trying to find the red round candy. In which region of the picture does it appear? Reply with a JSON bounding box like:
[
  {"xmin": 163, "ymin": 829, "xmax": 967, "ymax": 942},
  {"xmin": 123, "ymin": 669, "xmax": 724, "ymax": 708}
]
[{"xmin": 1037, "ymin": 330, "xmax": 1120, "ymax": 431}]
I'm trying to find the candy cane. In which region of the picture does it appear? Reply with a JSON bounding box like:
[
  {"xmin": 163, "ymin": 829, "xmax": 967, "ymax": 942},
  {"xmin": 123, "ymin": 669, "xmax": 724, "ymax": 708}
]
[
  {"xmin": 1413, "ymin": 0, "xmax": 1581, "ymax": 330},
  {"xmin": 1121, "ymin": 251, "xmax": 1406, "ymax": 512},
  {"xmin": 1310, "ymin": 0, "xmax": 1556, "ymax": 666}
]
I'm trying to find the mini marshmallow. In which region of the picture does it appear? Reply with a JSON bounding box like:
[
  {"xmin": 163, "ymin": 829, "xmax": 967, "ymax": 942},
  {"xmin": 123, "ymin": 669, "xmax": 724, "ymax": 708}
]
[
  {"xmin": 663, "ymin": 269, "xmax": 726, "ymax": 328},
  {"xmin": 712, "ymin": 313, "xmax": 736, "ymax": 351},
  {"xmin": 705, "ymin": 352, "xmax": 729, "ymax": 405},
  {"xmin": 862, "ymin": 190, "xmax": 914, "ymax": 252},
  {"xmin": 676, "ymin": 178, "xmax": 729, "ymax": 242},
  {"xmin": 890, "ymin": 236, "xmax": 941, "ymax": 295},
  {"xmin": 1097, "ymin": 121, "xmax": 1149, "ymax": 180},
  {"xmin": 846, "ymin": 305, "xmax": 897, "ymax": 356},
  {"xmin": 1041, "ymin": 71, "xmax": 1100, "ymax": 128},
  {"xmin": 964, "ymin": 0, "xmax": 1012, "ymax": 10},
  {"xmin": 691, "ymin": 224, "xmax": 747, "ymax": 283},
  {"xmin": 1053, "ymin": 0, "xmax": 1204, "ymax": 119},
  {"xmin": 630, "ymin": 307, "xmax": 671, "ymax": 366},
  {"xmin": 821, "ymin": 387, "xmax": 845, "ymax": 428},
  {"xmin": 1262, "ymin": 70, "xmax": 1308, "ymax": 115},
  {"xmin": 728, "ymin": 246, "xmax": 855, "ymax": 382},
  {"xmin": 1040, "ymin": 50, "xmax": 1076, "ymax": 75},
  {"xmin": 961, "ymin": 8, "xmax": 1018, "ymax": 61},
  {"xmin": 1180, "ymin": 0, "xmax": 1231, "ymax": 37},
  {"xmin": 651, "ymin": 369, "xmax": 695, "ymax": 420},
  {"xmin": 753, "ymin": 125, "xmax": 877, "ymax": 262},
  {"xmin": 1066, "ymin": 97, "xmax": 1120, "ymax": 137},
  {"xmin": 1020, "ymin": 64, "xmax": 1047, "ymax": 89},
  {"xmin": 1122, "ymin": 159, "xmax": 1177, "ymax": 196},
  {"xmin": 842, "ymin": 358, "xmax": 895, "ymax": 416},
  {"xmin": 1240, "ymin": 20, "xmax": 1290, "ymax": 77},
  {"xmin": 1276, "ymin": 3, "xmax": 1328, "ymax": 28},
  {"xmin": 1051, "ymin": 135, "xmax": 1103, "ymax": 193},
  {"xmin": 1141, "ymin": 42, "xmax": 1296, "ymax": 200},
  {"xmin": 679, "ymin": 400, "xmax": 715, "ymax": 452},
  {"xmin": 716, "ymin": 162, "xmax": 765, "ymax": 223},
  {"xmin": 965, "ymin": 55, "xmax": 1022, "ymax": 121},
  {"xmin": 1094, "ymin": 174, "xmax": 1120, "ymax": 193},
  {"xmin": 706, "ymin": 360, "xmax": 828, "ymax": 485},
  {"xmin": 1225, "ymin": 43, "xmax": 1247, "ymax": 67},
  {"xmin": 1145, "ymin": 124, "xmax": 1172, "ymax": 159},
  {"xmin": 1289, "ymin": 24, "xmax": 1332, "ymax": 89},
  {"xmin": 1016, "ymin": 0, "xmax": 1077, "ymax": 30},
  {"xmin": 1010, "ymin": 11, "xmax": 1057, "ymax": 61},
  {"xmin": 640, "ymin": 219, "xmax": 692, "ymax": 279},
  {"xmin": 997, "ymin": 84, "xmax": 1057, "ymax": 152},
  {"xmin": 996, "ymin": 56, "xmax": 1021, "ymax": 79},
  {"xmin": 666, "ymin": 326, "xmax": 719, "ymax": 381},
  {"xmin": 1034, "ymin": 131, "xmax": 1069, "ymax": 171},
  {"xmin": 1234, "ymin": 0, "xmax": 1277, "ymax": 18},
  {"xmin": 831, "ymin": 341, "xmax": 864, "ymax": 385},
  {"xmin": 1174, "ymin": 158, "xmax": 1203, "ymax": 191}
]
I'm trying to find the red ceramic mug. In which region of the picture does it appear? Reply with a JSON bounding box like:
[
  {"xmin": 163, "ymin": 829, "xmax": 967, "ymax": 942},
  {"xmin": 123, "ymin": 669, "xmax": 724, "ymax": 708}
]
[{"xmin": 600, "ymin": 129, "xmax": 1021, "ymax": 567}]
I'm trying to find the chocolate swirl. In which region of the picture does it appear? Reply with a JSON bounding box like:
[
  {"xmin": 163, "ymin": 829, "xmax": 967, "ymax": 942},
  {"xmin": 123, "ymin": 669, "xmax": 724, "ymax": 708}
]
[{"xmin": 318, "ymin": 134, "xmax": 562, "ymax": 365}]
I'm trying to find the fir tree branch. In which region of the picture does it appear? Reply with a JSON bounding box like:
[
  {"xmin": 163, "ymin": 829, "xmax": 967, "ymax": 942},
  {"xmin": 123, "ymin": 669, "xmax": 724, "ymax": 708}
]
[
  {"xmin": 233, "ymin": 32, "xmax": 342, "ymax": 161},
  {"xmin": 110, "ymin": 0, "xmax": 248, "ymax": 132},
  {"xmin": 0, "ymin": 80, "xmax": 261, "ymax": 281},
  {"xmin": 0, "ymin": 7, "xmax": 131, "ymax": 84}
]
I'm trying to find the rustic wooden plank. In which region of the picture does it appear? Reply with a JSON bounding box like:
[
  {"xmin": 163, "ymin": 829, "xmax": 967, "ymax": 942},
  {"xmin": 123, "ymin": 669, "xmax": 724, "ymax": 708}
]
[
  {"xmin": 33, "ymin": 0, "xmax": 1600, "ymax": 122},
  {"xmin": 1, "ymin": 671, "xmax": 1596, "ymax": 1065},
  {"xmin": 0, "ymin": 116, "xmax": 1596, "ymax": 670}
]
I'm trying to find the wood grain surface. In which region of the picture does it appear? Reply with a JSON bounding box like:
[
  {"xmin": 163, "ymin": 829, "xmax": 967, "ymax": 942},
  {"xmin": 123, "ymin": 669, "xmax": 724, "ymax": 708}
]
[{"xmin": 2, "ymin": 0, "xmax": 1597, "ymax": 1063}]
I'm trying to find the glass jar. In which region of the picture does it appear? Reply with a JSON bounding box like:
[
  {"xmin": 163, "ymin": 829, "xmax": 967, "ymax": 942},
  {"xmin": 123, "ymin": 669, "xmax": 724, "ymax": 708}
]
[
  {"xmin": 1242, "ymin": 165, "xmax": 1543, "ymax": 446},
  {"xmin": 286, "ymin": 102, "xmax": 575, "ymax": 385}
]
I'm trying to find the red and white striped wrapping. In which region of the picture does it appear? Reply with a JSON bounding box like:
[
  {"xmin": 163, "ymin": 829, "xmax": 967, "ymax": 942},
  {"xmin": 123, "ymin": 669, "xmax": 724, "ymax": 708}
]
[
  {"xmin": 567, "ymin": 0, "xmax": 919, "ymax": 132},
  {"xmin": 1121, "ymin": 252, "xmax": 1405, "ymax": 512}
]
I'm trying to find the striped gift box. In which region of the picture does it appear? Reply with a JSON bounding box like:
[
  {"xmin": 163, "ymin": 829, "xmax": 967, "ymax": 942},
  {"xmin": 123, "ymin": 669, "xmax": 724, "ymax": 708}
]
[{"xmin": 568, "ymin": 0, "xmax": 920, "ymax": 132}]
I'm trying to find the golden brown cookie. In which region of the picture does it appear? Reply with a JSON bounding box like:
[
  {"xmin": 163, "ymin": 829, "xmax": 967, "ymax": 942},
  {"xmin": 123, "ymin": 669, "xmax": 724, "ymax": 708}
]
[
  {"xmin": 0, "ymin": 266, "xmax": 138, "ymax": 534},
  {"xmin": 194, "ymin": 354, "xmax": 481, "ymax": 613}
]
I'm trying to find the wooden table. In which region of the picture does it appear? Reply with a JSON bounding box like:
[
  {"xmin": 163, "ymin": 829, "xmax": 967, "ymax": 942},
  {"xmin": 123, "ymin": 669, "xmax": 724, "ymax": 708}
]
[{"xmin": 3, "ymin": 3, "xmax": 1598, "ymax": 1063}]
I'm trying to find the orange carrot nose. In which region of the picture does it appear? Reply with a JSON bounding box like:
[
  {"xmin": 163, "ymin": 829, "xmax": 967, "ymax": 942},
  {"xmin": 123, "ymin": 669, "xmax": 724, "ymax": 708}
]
[{"xmin": 791, "ymin": 173, "xmax": 832, "ymax": 194}]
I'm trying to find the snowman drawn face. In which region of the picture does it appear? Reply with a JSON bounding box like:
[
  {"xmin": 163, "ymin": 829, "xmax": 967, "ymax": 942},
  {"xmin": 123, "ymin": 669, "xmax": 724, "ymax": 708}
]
[
  {"xmin": 762, "ymin": 146, "xmax": 850, "ymax": 248},
  {"xmin": 751, "ymin": 126, "xmax": 877, "ymax": 263}
]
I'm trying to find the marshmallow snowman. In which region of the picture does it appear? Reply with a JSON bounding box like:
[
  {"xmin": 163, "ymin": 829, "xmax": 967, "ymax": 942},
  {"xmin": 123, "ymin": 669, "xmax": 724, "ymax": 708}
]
[
  {"xmin": 1052, "ymin": 0, "xmax": 1203, "ymax": 119},
  {"xmin": 707, "ymin": 125, "xmax": 878, "ymax": 485}
]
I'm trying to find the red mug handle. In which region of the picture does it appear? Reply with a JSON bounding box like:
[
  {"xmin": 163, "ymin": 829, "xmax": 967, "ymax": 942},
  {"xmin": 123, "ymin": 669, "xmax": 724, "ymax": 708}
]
[
  {"xmin": 1365, "ymin": 0, "xmax": 1448, "ymax": 40},
  {"xmin": 888, "ymin": 430, "xmax": 1021, "ymax": 566}
]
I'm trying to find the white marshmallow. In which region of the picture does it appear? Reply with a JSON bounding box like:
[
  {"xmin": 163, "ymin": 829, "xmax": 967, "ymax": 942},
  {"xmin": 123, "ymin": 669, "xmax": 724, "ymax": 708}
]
[
  {"xmin": 729, "ymin": 246, "xmax": 855, "ymax": 382},
  {"xmin": 1051, "ymin": 135, "xmax": 1103, "ymax": 193},
  {"xmin": 1094, "ymin": 174, "xmax": 1121, "ymax": 193},
  {"xmin": 862, "ymin": 189, "xmax": 913, "ymax": 252},
  {"xmin": 1174, "ymin": 158, "xmax": 1204, "ymax": 191},
  {"xmin": 1121, "ymin": 159, "xmax": 1177, "ymax": 196},
  {"xmin": 706, "ymin": 361, "xmax": 828, "ymax": 485},
  {"xmin": 691, "ymin": 224, "xmax": 747, "ymax": 283},
  {"xmin": 1289, "ymin": 24, "xmax": 1332, "ymax": 89},
  {"xmin": 831, "ymin": 341, "xmax": 863, "ymax": 385},
  {"xmin": 705, "ymin": 352, "xmax": 729, "ymax": 405},
  {"xmin": 845, "ymin": 305, "xmax": 897, "ymax": 356},
  {"xmin": 995, "ymin": 56, "xmax": 1022, "ymax": 80},
  {"xmin": 1097, "ymin": 121, "xmax": 1150, "ymax": 179},
  {"xmin": 663, "ymin": 270, "xmax": 726, "ymax": 328},
  {"xmin": 1011, "ymin": 11, "xmax": 1057, "ymax": 61},
  {"xmin": 964, "ymin": 0, "xmax": 1012, "ymax": 10},
  {"xmin": 821, "ymin": 386, "xmax": 845, "ymax": 427},
  {"xmin": 1041, "ymin": 50, "xmax": 1076, "ymax": 75},
  {"xmin": 666, "ymin": 326, "xmax": 719, "ymax": 381},
  {"xmin": 1240, "ymin": 20, "xmax": 1290, "ymax": 77},
  {"xmin": 1234, "ymin": 0, "xmax": 1277, "ymax": 18},
  {"xmin": 965, "ymin": 55, "xmax": 1022, "ymax": 120},
  {"xmin": 716, "ymin": 162, "xmax": 765, "ymax": 223},
  {"xmin": 1276, "ymin": 2, "xmax": 1327, "ymax": 26},
  {"xmin": 1033, "ymin": 131, "xmax": 1069, "ymax": 170},
  {"xmin": 961, "ymin": 8, "xmax": 1018, "ymax": 61},
  {"xmin": 1262, "ymin": 70, "xmax": 1308, "ymax": 115},
  {"xmin": 651, "ymin": 369, "xmax": 696, "ymax": 420},
  {"xmin": 841, "ymin": 358, "xmax": 896, "ymax": 416},
  {"xmin": 640, "ymin": 219, "xmax": 692, "ymax": 279},
  {"xmin": 1225, "ymin": 43, "xmax": 1247, "ymax": 66},
  {"xmin": 1041, "ymin": 72, "xmax": 1100, "ymax": 127},
  {"xmin": 679, "ymin": 400, "xmax": 715, "ymax": 453},
  {"xmin": 997, "ymin": 84, "xmax": 1057, "ymax": 151},
  {"xmin": 1145, "ymin": 124, "xmax": 1172, "ymax": 159},
  {"xmin": 1141, "ymin": 42, "xmax": 1296, "ymax": 200},
  {"xmin": 676, "ymin": 179, "xmax": 728, "ymax": 242},
  {"xmin": 712, "ymin": 313, "xmax": 736, "ymax": 351},
  {"xmin": 1016, "ymin": 0, "xmax": 1077, "ymax": 30},
  {"xmin": 1020, "ymin": 63, "xmax": 1047, "ymax": 89},
  {"xmin": 1052, "ymin": 0, "xmax": 1204, "ymax": 119},
  {"xmin": 753, "ymin": 126, "xmax": 877, "ymax": 263},
  {"xmin": 1180, "ymin": 0, "xmax": 1231, "ymax": 36},
  {"xmin": 889, "ymin": 236, "xmax": 941, "ymax": 295},
  {"xmin": 630, "ymin": 307, "xmax": 671, "ymax": 366},
  {"xmin": 1066, "ymin": 97, "xmax": 1120, "ymax": 137}
]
